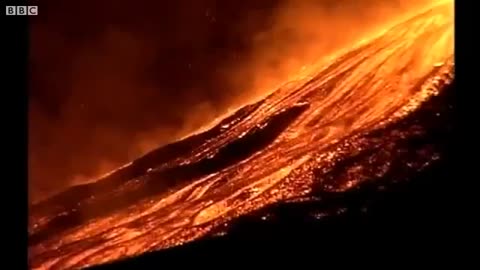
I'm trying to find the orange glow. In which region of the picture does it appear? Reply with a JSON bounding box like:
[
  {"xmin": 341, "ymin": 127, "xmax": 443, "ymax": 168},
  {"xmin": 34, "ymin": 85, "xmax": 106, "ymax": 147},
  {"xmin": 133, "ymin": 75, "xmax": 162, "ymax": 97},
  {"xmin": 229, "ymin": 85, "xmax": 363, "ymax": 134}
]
[
  {"xmin": 190, "ymin": 0, "xmax": 453, "ymax": 138},
  {"xmin": 29, "ymin": 0, "xmax": 454, "ymax": 269}
]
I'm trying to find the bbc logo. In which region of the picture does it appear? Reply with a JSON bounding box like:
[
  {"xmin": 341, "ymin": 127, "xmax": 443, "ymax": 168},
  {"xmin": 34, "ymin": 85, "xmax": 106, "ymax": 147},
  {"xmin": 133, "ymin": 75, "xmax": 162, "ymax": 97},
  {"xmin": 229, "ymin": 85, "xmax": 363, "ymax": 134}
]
[{"xmin": 6, "ymin": 6, "xmax": 38, "ymax": 16}]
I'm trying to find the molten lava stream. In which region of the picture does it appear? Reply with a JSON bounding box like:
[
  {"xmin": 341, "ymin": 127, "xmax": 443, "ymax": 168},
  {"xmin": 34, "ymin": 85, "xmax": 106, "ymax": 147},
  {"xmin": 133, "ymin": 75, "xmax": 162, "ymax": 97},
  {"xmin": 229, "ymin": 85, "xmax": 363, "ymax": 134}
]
[{"xmin": 29, "ymin": 1, "xmax": 454, "ymax": 269}]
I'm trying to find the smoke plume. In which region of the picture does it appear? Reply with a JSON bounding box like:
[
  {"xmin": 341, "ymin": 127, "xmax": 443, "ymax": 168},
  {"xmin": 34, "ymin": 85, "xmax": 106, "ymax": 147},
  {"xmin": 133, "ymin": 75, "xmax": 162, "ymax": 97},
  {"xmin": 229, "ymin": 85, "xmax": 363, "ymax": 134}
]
[{"xmin": 29, "ymin": 0, "xmax": 436, "ymax": 203}]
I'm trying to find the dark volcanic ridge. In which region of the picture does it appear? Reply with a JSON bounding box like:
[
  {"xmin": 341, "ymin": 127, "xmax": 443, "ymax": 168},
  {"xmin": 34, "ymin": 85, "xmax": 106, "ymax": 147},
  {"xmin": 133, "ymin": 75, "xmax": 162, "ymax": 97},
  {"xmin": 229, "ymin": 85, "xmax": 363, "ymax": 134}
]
[
  {"xmin": 94, "ymin": 78, "xmax": 456, "ymax": 269},
  {"xmin": 28, "ymin": 3, "xmax": 454, "ymax": 268}
]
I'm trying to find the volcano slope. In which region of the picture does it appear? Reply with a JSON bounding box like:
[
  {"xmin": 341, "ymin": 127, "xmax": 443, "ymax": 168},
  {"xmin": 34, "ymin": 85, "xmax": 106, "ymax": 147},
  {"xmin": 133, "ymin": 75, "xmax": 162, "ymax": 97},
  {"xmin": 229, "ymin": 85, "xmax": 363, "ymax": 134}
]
[{"xmin": 29, "ymin": 1, "xmax": 454, "ymax": 269}]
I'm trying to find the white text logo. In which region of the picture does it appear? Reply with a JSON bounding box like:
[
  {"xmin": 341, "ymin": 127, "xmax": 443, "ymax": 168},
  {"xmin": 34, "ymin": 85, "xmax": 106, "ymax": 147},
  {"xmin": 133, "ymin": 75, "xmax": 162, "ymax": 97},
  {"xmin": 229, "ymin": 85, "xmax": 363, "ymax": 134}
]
[{"xmin": 6, "ymin": 6, "xmax": 38, "ymax": 16}]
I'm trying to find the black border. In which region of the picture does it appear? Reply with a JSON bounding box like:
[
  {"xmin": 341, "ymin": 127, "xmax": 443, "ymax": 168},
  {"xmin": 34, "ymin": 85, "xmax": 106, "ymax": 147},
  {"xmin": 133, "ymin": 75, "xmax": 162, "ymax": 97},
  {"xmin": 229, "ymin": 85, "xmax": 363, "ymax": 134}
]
[
  {"xmin": 4, "ymin": 0, "xmax": 29, "ymax": 268},
  {"xmin": 453, "ymin": 0, "xmax": 476, "ymax": 258}
]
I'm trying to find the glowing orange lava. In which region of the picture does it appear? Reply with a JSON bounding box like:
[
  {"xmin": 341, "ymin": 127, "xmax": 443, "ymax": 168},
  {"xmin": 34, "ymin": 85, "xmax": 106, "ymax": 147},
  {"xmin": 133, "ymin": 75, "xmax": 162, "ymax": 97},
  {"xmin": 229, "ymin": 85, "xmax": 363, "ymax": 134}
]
[{"xmin": 29, "ymin": 1, "xmax": 453, "ymax": 269}]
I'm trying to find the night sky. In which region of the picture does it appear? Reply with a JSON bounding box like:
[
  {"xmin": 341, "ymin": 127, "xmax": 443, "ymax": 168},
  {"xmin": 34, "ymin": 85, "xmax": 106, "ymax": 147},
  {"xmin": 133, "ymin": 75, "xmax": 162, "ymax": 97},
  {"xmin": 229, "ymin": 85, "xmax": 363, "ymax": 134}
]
[{"xmin": 28, "ymin": 0, "xmax": 430, "ymax": 203}]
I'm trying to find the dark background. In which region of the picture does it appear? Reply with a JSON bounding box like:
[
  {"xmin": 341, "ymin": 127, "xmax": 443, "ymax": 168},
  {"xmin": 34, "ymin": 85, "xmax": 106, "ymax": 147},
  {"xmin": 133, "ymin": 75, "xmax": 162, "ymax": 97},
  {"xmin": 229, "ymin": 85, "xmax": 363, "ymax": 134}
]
[{"xmin": 28, "ymin": 0, "xmax": 432, "ymax": 203}]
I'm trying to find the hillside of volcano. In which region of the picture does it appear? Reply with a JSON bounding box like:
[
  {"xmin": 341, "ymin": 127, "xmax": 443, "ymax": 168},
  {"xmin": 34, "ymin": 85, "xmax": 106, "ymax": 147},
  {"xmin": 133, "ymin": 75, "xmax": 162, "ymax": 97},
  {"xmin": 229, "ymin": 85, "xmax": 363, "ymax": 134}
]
[{"xmin": 29, "ymin": 1, "xmax": 454, "ymax": 269}]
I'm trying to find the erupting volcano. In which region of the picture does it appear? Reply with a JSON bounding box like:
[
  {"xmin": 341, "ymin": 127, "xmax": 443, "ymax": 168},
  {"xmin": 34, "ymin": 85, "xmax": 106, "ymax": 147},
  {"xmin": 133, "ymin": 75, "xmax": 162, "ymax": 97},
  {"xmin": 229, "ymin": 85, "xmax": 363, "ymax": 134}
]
[{"xmin": 29, "ymin": 1, "xmax": 454, "ymax": 269}]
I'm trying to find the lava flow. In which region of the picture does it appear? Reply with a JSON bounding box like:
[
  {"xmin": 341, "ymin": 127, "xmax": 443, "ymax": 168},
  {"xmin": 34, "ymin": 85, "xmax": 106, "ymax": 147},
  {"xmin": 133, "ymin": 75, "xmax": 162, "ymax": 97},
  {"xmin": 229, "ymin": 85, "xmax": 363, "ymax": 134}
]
[{"xmin": 29, "ymin": 1, "xmax": 454, "ymax": 269}]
